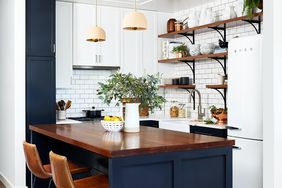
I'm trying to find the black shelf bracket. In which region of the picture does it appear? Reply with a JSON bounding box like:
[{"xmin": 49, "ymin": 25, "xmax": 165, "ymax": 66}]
[
  {"xmin": 209, "ymin": 23, "xmax": 227, "ymax": 42},
  {"xmin": 179, "ymin": 30, "xmax": 195, "ymax": 44},
  {"xmin": 211, "ymin": 57, "xmax": 227, "ymax": 77},
  {"xmin": 210, "ymin": 88, "xmax": 227, "ymax": 109},
  {"xmin": 242, "ymin": 16, "xmax": 262, "ymax": 34},
  {"xmin": 182, "ymin": 60, "xmax": 196, "ymax": 83}
]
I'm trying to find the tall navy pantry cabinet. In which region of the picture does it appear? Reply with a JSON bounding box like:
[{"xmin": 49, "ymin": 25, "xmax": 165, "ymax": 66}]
[{"xmin": 26, "ymin": 0, "xmax": 56, "ymax": 187}]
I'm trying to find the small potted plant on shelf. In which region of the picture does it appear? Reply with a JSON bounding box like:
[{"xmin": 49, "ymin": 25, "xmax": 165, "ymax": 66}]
[
  {"xmin": 97, "ymin": 72, "xmax": 166, "ymax": 117},
  {"xmin": 243, "ymin": 0, "xmax": 263, "ymax": 18},
  {"xmin": 172, "ymin": 44, "xmax": 189, "ymax": 58},
  {"xmin": 209, "ymin": 105, "xmax": 228, "ymax": 125}
]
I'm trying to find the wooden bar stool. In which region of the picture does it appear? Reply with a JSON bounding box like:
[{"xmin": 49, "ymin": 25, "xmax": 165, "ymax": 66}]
[
  {"xmin": 23, "ymin": 141, "xmax": 91, "ymax": 188},
  {"xmin": 49, "ymin": 151, "xmax": 109, "ymax": 188}
]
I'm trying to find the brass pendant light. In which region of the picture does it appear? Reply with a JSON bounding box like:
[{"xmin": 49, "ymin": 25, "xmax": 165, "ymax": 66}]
[
  {"xmin": 86, "ymin": 0, "xmax": 106, "ymax": 42},
  {"xmin": 123, "ymin": 0, "xmax": 147, "ymax": 30}
]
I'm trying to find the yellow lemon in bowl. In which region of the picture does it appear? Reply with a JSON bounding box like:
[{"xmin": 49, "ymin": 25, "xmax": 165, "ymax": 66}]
[{"xmin": 104, "ymin": 116, "xmax": 111, "ymax": 121}]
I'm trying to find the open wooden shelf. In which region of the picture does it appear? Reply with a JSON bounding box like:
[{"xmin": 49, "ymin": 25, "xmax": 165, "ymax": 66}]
[
  {"xmin": 206, "ymin": 84, "xmax": 228, "ymax": 89},
  {"xmin": 158, "ymin": 52, "xmax": 228, "ymax": 63},
  {"xmin": 158, "ymin": 12, "xmax": 263, "ymax": 39},
  {"xmin": 160, "ymin": 84, "xmax": 196, "ymax": 89}
]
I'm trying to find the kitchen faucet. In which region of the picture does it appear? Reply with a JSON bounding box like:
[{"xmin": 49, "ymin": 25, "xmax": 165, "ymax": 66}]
[{"xmin": 188, "ymin": 89, "xmax": 205, "ymax": 120}]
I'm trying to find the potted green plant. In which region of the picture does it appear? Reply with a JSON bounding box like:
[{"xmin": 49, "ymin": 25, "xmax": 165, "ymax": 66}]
[
  {"xmin": 172, "ymin": 44, "xmax": 188, "ymax": 58},
  {"xmin": 243, "ymin": 0, "xmax": 263, "ymax": 18},
  {"xmin": 209, "ymin": 105, "xmax": 228, "ymax": 125},
  {"xmin": 136, "ymin": 74, "xmax": 166, "ymax": 116},
  {"xmin": 97, "ymin": 72, "xmax": 166, "ymax": 117}
]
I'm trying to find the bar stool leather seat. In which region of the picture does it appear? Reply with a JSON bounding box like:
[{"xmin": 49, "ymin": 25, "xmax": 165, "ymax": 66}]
[{"xmin": 49, "ymin": 151, "xmax": 109, "ymax": 188}]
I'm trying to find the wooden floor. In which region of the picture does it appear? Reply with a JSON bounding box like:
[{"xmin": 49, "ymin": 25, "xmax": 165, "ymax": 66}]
[{"xmin": 0, "ymin": 180, "xmax": 5, "ymax": 188}]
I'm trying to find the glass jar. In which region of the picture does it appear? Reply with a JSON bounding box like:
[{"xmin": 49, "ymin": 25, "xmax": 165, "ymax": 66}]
[
  {"xmin": 170, "ymin": 102, "xmax": 179, "ymax": 118},
  {"xmin": 175, "ymin": 21, "xmax": 183, "ymax": 31}
]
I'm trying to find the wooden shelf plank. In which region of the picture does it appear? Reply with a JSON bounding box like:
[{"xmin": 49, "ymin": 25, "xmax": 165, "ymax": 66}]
[
  {"xmin": 158, "ymin": 52, "xmax": 227, "ymax": 63},
  {"xmin": 158, "ymin": 12, "xmax": 263, "ymax": 39},
  {"xmin": 206, "ymin": 85, "xmax": 228, "ymax": 89},
  {"xmin": 160, "ymin": 84, "xmax": 196, "ymax": 89}
]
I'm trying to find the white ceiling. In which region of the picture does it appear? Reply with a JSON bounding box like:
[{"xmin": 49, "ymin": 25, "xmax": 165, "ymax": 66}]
[{"xmin": 59, "ymin": 0, "xmax": 211, "ymax": 13}]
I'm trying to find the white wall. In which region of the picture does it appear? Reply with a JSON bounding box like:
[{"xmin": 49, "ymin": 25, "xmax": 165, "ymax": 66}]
[
  {"xmin": 263, "ymin": 0, "xmax": 282, "ymax": 187},
  {"xmin": 0, "ymin": 0, "xmax": 26, "ymax": 187}
]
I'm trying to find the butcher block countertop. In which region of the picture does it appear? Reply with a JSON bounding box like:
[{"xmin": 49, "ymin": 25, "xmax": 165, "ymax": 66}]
[{"xmin": 30, "ymin": 123, "xmax": 235, "ymax": 158}]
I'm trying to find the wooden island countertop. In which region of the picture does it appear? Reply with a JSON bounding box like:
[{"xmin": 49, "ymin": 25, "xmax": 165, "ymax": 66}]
[{"xmin": 30, "ymin": 123, "xmax": 234, "ymax": 158}]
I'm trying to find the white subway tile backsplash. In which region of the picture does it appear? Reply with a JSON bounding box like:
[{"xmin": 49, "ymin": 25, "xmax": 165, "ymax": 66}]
[{"xmin": 57, "ymin": 70, "xmax": 120, "ymax": 118}]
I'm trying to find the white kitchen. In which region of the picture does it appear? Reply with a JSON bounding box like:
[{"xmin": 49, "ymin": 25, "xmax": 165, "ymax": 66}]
[{"xmin": 1, "ymin": 0, "xmax": 282, "ymax": 188}]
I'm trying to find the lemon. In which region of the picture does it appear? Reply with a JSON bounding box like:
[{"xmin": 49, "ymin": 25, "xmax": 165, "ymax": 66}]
[
  {"xmin": 112, "ymin": 117, "xmax": 120, "ymax": 122},
  {"xmin": 104, "ymin": 116, "xmax": 111, "ymax": 121}
]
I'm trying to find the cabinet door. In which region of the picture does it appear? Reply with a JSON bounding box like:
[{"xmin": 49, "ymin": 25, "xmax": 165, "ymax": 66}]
[
  {"xmin": 26, "ymin": 57, "xmax": 56, "ymax": 133},
  {"xmin": 99, "ymin": 6, "xmax": 121, "ymax": 68},
  {"xmin": 230, "ymin": 137, "xmax": 263, "ymax": 188},
  {"xmin": 73, "ymin": 3, "xmax": 99, "ymax": 67},
  {"xmin": 56, "ymin": 2, "xmax": 73, "ymax": 88},
  {"xmin": 159, "ymin": 120, "xmax": 190, "ymax": 133},
  {"xmin": 120, "ymin": 9, "xmax": 142, "ymax": 76},
  {"xmin": 141, "ymin": 10, "xmax": 157, "ymax": 75},
  {"xmin": 26, "ymin": 0, "xmax": 55, "ymax": 57}
]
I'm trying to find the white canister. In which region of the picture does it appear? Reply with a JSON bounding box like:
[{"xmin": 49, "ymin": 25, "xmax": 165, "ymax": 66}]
[
  {"xmin": 124, "ymin": 103, "xmax": 140, "ymax": 133},
  {"xmin": 57, "ymin": 111, "xmax": 66, "ymax": 120},
  {"xmin": 217, "ymin": 74, "xmax": 225, "ymax": 85}
]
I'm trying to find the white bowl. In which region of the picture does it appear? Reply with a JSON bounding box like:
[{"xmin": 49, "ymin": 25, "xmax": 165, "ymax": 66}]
[
  {"xmin": 200, "ymin": 43, "xmax": 216, "ymax": 54},
  {"xmin": 101, "ymin": 120, "xmax": 124, "ymax": 132},
  {"xmin": 189, "ymin": 44, "xmax": 201, "ymax": 56}
]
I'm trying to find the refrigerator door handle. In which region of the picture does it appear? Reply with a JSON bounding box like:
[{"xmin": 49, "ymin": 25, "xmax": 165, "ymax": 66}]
[
  {"xmin": 227, "ymin": 126, "xmax": 242, "ymax": 131},
  {"xmin": 232, "ymin": 146, "xmax": 242, "ymax": 150}
]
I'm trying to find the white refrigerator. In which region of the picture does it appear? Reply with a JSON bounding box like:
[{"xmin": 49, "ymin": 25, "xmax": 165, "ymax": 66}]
[{"xmin": 228, "ymin": 35, "xmax": 263, "ymax": 188}]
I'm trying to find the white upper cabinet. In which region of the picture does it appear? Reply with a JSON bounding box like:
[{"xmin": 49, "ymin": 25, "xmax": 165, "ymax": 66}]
[
  {"xmin": 99, "ymin": 6, "xmax": 121, "ymax": 67},
  {"xmin": 73, "ymin": 3, "xmax": 121, "ymax": 68},
  {"xmin": 73, "ymin": 3, "xmax": 98, "ymax": 67},
  {"xmin": 120, "ymin": 9, "xmax": 158, "ymax": 77},
  {"xmin": 120, "ymin": 9, "xmax": 142, "ymax": 76},
  {"xmin": 56, "ymin": 1, "xmax": 73, "ymax": 88}
]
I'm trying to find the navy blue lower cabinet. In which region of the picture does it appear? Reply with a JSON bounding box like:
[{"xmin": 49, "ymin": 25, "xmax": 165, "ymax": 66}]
[{"xmin": 109, "ymin": 147, "xmax": 232, "ymax": 188}]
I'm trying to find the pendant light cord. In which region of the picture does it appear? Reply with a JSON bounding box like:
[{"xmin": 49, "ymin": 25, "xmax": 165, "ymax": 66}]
[
  {"xmin": 134, "ymin": 0, "xmax": 136, "ymax": 11},
  {"xmin": 96, "ymin": 0, "xmax": 98, "ymax": 26}
]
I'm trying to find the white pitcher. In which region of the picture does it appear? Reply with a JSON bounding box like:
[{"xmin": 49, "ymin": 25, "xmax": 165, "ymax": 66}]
[{"xmin": 124, "ymin": 103, "xmax": 140, "ymax": 133}]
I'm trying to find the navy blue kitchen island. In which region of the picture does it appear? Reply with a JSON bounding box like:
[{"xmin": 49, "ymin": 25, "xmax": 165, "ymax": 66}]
[{"xmin": 30, "ymin": 124, "xmax": 234, "ymax": 188}]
